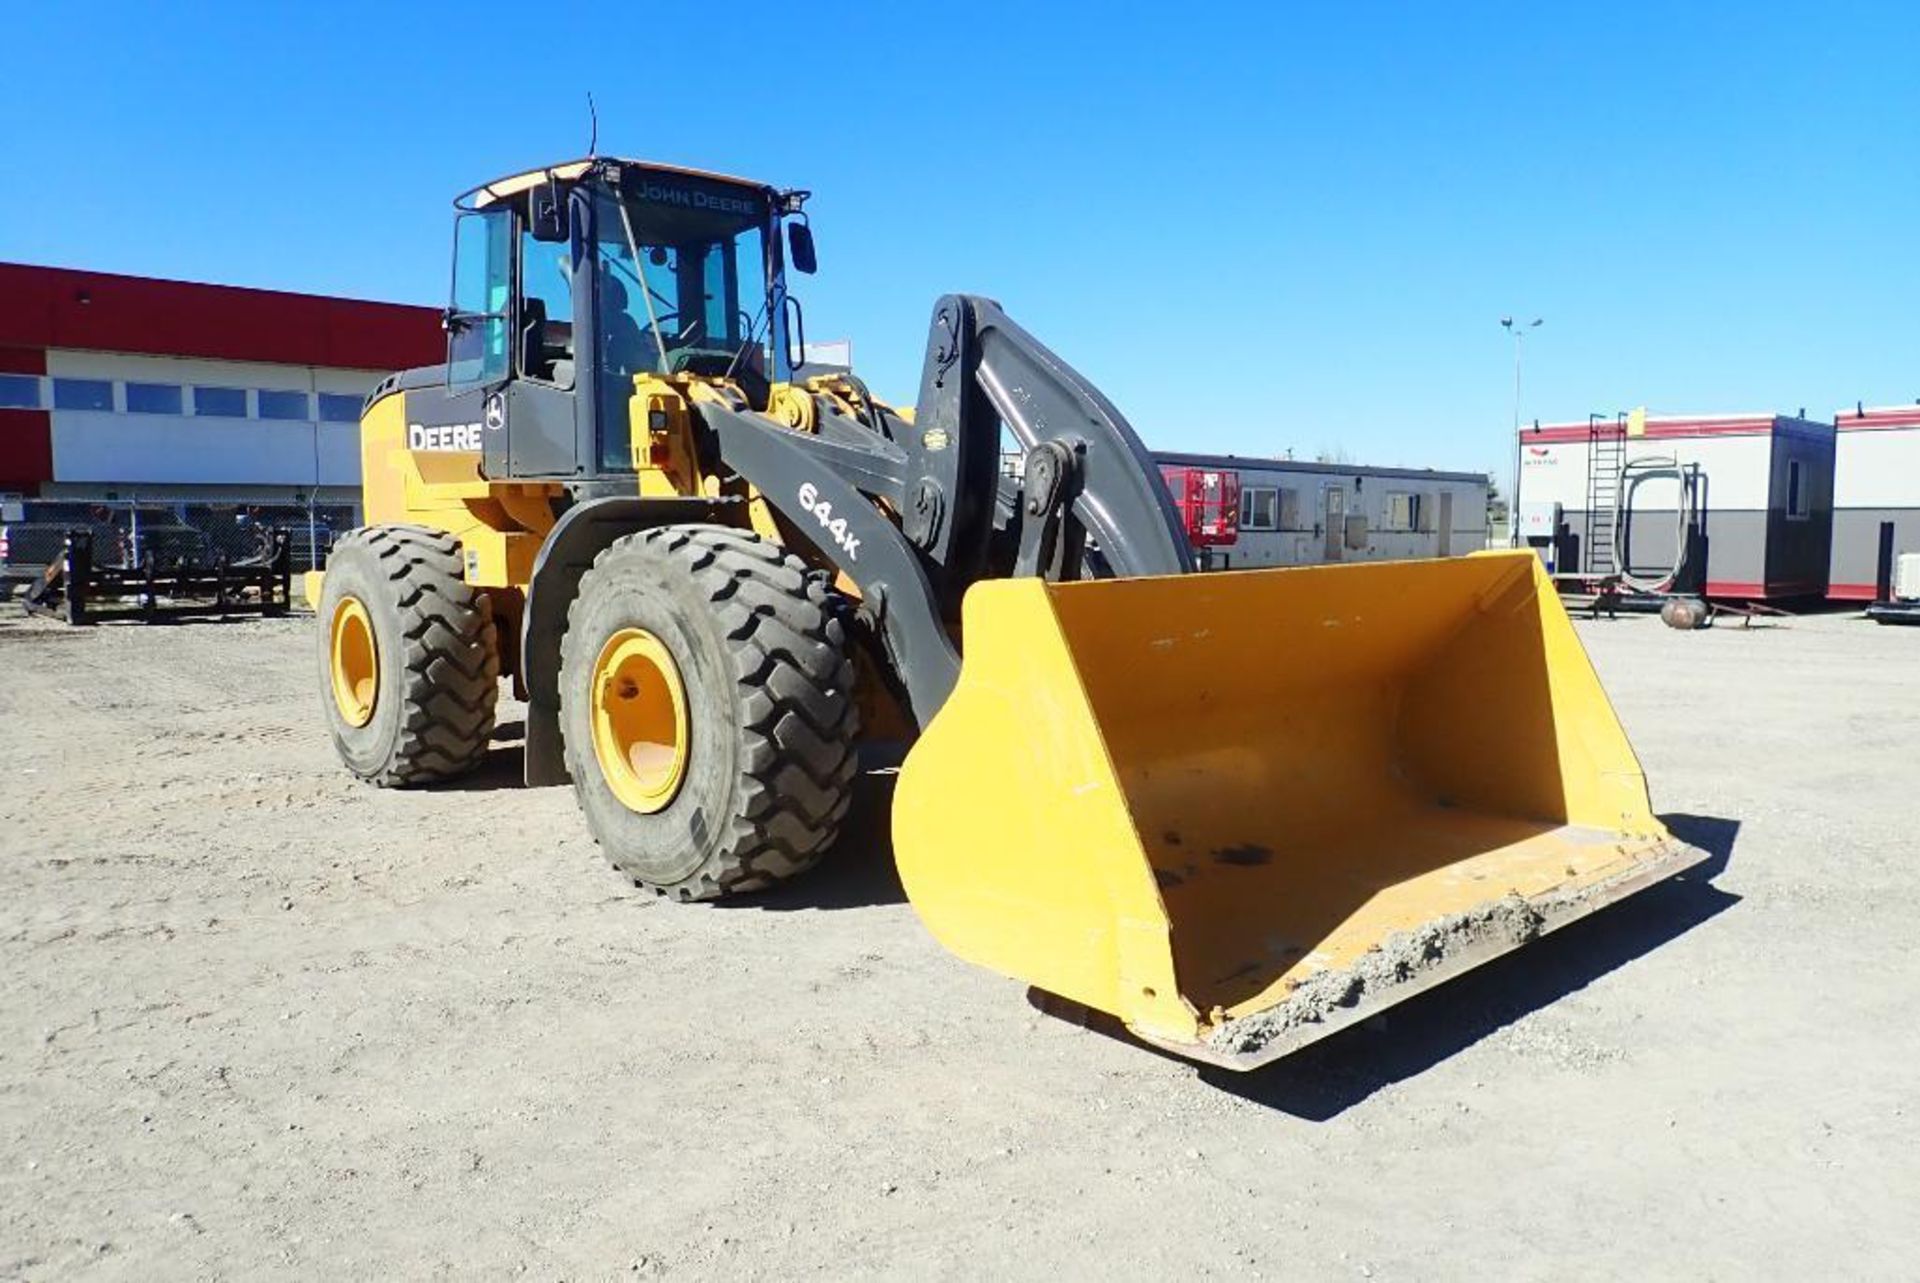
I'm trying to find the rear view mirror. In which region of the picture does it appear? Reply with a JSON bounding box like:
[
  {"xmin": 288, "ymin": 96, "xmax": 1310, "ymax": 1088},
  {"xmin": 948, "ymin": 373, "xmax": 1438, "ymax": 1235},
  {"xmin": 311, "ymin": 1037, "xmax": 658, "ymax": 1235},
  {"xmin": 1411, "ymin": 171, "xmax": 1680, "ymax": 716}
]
[
  {"xmin": 530, "ymin": 183, "xmax": 570, "ymax": 243},
  {"xmin": 787, "ymin": 221, "xmax": 817, "ymax": 275}
]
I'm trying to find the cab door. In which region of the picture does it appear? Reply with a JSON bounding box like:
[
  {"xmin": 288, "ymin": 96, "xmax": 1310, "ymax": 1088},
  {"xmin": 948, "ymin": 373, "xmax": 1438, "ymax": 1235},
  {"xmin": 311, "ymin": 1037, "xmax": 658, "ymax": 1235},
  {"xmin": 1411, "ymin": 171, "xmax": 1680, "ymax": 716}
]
[
  {"xmin": 505, "ymin": 210, "xmax": 584, "ymax": 479},
  {"xmin": 446, "ymin": 193, "xmax": 588, "ymax": 482}
]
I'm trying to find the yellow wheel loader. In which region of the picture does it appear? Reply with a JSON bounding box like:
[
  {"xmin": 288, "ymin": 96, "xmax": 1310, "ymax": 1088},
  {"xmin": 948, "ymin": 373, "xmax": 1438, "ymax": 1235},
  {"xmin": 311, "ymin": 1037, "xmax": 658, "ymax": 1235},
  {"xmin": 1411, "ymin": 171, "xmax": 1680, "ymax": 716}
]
[{"xmin": 313, "ymin": 156, "xmax": 1704, "ymax": 1069}]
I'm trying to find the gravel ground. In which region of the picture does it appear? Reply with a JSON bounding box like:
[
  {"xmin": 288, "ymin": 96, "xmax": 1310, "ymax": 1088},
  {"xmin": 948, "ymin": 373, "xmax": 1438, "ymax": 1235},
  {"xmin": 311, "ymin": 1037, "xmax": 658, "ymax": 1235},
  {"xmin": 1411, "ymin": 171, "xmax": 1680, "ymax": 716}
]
[{"xmin": 1, "ymin": 604, "xmax": 1914, "ymax": 1279}]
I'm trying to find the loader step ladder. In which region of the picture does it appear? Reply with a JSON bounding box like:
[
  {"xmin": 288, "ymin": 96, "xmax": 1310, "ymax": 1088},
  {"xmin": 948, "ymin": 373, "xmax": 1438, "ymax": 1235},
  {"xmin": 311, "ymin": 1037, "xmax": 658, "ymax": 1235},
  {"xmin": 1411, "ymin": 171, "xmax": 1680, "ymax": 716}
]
[{"xmin": 1585, "ymin": 421, "xmax": 1626, "ymax": 576}]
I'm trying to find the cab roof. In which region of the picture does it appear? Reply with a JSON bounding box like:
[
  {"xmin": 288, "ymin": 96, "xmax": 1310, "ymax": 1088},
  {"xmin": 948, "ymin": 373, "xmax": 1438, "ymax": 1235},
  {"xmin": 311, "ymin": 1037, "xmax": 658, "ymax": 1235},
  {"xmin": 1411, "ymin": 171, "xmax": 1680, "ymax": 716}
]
[{"xmin": 462, "ymin": 157, "xmax": 775, "ymax": 209}]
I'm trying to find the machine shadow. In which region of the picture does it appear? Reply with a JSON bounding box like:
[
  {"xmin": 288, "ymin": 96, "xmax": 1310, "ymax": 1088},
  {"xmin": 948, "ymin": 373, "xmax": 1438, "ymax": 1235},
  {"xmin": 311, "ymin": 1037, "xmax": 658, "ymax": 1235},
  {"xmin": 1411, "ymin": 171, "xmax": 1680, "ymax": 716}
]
[
  {"xmin": 419, "ymin": 719, "xmax": 530, "ymax": 792},
  {"xmin": 723, "ymin": 753, "xmax": 907, "ymax": 912},
  {"xmin": 1179, "ymin": 812, "xmax": 1740, "ymax": 1120},
  {"xmin": 445, "ymin": 734, "xmax": 907, "ymax": 907},
  {"xmin": 443, "ymin": 738, "xmax": 531, "ymax": 792}
]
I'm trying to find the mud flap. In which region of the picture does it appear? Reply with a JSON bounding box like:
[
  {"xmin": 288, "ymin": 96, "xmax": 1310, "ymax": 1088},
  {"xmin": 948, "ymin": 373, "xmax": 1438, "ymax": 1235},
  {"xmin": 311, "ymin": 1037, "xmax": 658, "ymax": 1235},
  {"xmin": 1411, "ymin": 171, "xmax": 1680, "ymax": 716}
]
[{"xmin": 891, "ymin": 551, "xmax": 1705, "ymax": 1068}]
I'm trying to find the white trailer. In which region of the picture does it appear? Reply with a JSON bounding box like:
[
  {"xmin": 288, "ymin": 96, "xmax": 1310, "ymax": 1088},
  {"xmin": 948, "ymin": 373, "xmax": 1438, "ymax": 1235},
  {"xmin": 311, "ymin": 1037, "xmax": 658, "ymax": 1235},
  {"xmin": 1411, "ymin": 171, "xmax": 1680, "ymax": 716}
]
[
  {"xmin": 1154, "ymin": 452, "xmax": 1489, "ymax": 570},
  {"xmin": 1829, "ymin": 404, "xmax": 1920, "ymax": 603},
  {"xmin": 1514, "ymin": 413, "xmax": 1834, "ymax": 600}
]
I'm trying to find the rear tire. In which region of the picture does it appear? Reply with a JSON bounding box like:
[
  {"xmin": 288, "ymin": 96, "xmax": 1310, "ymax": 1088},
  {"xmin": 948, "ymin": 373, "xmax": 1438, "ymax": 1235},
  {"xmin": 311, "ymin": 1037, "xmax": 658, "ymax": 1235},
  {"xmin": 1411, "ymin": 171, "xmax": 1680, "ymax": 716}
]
[
  {"xmin": 560, "ymin": 524, "xmax": 859, "ymax": 900},
  {"xmin": 318, "ymin": 524, "xmax": 499, "ymax": 785}
]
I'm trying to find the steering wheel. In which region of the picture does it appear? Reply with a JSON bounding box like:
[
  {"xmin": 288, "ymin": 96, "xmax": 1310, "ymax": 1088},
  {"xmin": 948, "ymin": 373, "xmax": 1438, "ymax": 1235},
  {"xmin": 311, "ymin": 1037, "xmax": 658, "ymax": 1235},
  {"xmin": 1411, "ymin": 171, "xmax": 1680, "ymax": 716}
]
[{"xmin": 636, "ymin": 311, "xmax": 707, "ymax": 344}]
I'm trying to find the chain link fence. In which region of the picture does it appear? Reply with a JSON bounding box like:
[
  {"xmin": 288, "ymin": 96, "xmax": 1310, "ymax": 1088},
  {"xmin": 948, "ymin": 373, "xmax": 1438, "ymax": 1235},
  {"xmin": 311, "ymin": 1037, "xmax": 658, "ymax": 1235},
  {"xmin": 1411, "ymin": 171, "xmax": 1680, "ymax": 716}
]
[{"xmin": 1, "ymin": 496, "xmax": 356, "ymax": 583}]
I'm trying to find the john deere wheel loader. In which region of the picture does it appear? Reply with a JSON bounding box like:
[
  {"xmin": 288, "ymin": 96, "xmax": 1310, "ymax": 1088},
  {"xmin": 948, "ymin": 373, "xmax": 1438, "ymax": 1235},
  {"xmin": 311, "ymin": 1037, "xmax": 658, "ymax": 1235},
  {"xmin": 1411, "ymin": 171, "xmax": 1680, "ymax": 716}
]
[{"xmin": 313, "ymin": 156, "xmax": 1704, "ymax": 1069}]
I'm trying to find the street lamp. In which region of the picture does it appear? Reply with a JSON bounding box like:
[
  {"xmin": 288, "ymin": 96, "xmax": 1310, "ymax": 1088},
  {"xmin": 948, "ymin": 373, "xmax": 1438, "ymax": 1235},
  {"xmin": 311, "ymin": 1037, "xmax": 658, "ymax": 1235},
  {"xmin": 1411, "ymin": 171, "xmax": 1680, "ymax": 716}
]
[{"xmin": 1502, "ymin": 316, "xmax": 1543, "ymax": 546}]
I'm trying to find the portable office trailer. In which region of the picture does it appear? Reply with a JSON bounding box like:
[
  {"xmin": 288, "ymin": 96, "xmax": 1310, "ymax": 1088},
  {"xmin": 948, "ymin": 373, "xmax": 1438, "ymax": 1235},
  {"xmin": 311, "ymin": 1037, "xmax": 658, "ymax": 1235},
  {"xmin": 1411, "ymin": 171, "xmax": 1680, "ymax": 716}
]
[
  {"xmin": 1154, "ymin": 452, "xmax": 1490, "ymax": 570},
  {"xmin": 1829, "ymin": 404, "xmax": 1920, "ymax": 602},
  {"xmin": 1515, "ymin": 413, "xmax": 1834, "ymax": 599}
]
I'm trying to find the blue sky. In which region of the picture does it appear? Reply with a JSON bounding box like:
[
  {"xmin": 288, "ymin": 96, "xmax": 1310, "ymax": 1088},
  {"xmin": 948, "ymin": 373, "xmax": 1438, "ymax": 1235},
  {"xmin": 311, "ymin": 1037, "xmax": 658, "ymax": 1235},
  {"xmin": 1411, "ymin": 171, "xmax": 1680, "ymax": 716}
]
[{"xmin": 3, "ymin": 2, "xmax": 1914, "ymax": 478}]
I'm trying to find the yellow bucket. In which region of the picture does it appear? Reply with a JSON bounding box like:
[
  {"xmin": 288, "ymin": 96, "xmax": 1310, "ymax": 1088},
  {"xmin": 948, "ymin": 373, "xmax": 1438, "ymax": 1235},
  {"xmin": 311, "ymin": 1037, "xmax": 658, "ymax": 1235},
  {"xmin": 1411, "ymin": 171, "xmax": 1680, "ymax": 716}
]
[{"xmin": 893, "ymin": 551, "xmax": 1702, "ymax": 1069}]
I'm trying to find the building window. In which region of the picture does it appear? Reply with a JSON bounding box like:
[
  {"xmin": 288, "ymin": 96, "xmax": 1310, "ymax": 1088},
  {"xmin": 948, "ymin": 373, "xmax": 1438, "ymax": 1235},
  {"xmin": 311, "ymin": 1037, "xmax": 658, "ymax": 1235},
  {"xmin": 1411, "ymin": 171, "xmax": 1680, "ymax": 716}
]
[
  {"xmin": 0, "ymin": 374, "xmax": 41, "ymax": 409},
  {"xmin": 52, "ymin": 378, "xmax": 114, "ymax": 411},
  {"xmin": 194, "ymin": 386, "xmax": 249, "ymax": 417},
  {"xmin": 1385, "ymin": 491, "xmax": 1424, "ymax": 531},
  {"xmin": 125, "ymin": 382, "xmax": 184, "ymax": 415},
  {"xmin": 257, "ymin": 389, "xmax": 311, "ymax": 421},
  {"xmin": 1786, "ymin": 459, "xmax": 1810, "ymax": 520},
  {"xmin": 316, "ymin": 392, "xmax": 363, "ymax": 423},
  {"xmin": 1241, "ymin": 486, "xmax": 1280, "ymax": 531}
]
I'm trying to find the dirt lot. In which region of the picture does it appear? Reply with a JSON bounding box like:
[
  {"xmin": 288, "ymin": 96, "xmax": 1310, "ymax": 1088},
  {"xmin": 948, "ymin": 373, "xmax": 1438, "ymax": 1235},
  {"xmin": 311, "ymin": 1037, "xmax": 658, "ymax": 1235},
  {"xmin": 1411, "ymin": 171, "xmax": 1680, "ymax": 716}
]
[{"xmin": 1, "ymin": 604, "xmax": 1914, "ymax": 1279}]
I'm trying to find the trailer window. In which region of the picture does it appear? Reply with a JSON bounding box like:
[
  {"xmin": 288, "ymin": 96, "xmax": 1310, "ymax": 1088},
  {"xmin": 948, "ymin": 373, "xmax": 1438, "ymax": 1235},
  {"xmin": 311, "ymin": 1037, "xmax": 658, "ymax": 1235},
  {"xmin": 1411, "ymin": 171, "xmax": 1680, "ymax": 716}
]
[
  {"xmin": 1385, "ymin": 491, "xmax": 1423, "ymax": 531},
  {"xmin": 1241, "ymin": 487, "xmax": 1279, "ymax": 531},
  {"xmin": 1786, "ymin": 459, "xmax": 1809, "ymax": 520}
]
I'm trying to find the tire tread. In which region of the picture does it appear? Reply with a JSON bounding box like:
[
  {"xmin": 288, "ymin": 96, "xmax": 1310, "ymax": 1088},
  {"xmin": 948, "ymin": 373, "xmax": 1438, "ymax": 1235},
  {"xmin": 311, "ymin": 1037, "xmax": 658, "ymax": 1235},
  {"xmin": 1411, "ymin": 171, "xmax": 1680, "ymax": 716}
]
[
  {"xmin": 331, "ymin": 524, "xmax": 499, "ymax": 786},
  {"xmin": 561, "ymin": 524, "xmax": 859, "ymax": 899}
]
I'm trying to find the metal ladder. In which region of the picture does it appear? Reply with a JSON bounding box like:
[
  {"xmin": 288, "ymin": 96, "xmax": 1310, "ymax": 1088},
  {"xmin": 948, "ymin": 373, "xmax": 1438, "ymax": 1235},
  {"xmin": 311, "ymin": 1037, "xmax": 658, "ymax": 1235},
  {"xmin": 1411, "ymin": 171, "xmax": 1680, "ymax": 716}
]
[{"xmin": 1585, "ymin": 422, "xmax": 1625, "ymax": 576}]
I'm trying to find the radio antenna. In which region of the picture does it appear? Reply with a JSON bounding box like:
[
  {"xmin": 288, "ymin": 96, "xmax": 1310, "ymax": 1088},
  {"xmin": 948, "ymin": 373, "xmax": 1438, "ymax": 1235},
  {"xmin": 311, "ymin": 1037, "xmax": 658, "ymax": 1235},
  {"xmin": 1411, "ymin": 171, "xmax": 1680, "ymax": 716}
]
[{"xmin": 586, "ymin": 92, "xmax": 599, "ymax": 157}]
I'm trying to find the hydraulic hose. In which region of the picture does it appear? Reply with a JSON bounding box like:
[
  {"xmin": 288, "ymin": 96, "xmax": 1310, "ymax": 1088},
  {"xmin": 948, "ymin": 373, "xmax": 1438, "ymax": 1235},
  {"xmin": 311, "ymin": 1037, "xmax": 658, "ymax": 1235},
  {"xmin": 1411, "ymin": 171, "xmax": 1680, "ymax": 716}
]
[{"xmin": 1612, "ymin": 456, "xmax": 1695, "ymax": 594}]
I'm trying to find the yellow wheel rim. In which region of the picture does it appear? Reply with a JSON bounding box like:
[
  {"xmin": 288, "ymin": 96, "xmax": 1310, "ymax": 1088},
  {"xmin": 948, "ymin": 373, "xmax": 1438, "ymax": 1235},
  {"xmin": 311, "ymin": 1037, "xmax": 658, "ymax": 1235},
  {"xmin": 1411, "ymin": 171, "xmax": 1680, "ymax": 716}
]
[
  {"xmin": 590, "ymin": 627, "xmax": 690, "ymax": 814},
  {"xmin": 329, "ymin": 596, "xmax": 379, "ymax": 728}
]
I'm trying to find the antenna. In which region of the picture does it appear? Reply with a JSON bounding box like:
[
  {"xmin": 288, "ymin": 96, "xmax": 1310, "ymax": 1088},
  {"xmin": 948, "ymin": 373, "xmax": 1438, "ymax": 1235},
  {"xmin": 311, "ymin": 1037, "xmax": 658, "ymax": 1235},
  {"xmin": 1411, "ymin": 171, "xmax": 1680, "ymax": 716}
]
[{"xmin": 586, "ymin": 92, "xmax": 599, "ymax": 157}]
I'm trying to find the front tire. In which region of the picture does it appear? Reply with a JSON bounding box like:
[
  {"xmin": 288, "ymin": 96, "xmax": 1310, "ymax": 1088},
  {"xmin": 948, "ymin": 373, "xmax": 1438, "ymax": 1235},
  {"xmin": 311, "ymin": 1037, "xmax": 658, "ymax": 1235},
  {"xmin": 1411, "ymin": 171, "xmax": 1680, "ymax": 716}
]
[
  {"xmin": 318, "ymin": 524, "xmax": 499, "ymax": 785},
  {"xmin": 560, "ymin": 524, "xmax": 859, "ymax": 900}
]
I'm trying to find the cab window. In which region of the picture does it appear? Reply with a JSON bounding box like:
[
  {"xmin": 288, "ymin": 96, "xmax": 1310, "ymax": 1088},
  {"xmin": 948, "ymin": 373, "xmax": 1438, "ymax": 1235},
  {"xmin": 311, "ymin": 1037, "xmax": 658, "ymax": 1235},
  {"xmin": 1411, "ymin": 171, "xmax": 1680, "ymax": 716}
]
[
  {"xmin": 591, "ymin": 181, "xmax": 771, "ymax": 471},
  {"xmin": 449, "ymin": 209, "xmax": 512, "ymax": 386},
  {"xmin": 519, "ymin": 231, "xmax": 575, "ymax": 387}
]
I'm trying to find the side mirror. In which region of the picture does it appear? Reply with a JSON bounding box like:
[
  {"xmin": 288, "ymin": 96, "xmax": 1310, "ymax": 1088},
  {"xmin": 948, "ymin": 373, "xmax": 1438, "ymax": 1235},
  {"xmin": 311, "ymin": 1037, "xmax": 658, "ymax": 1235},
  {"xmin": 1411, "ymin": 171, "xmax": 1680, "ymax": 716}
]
[
  {"xmin": 529, "ymin": 183, "xmax": 570, "ymax": 243},
  {"xmin": 786, "ymin": 221, "xmax": 817, "ymax": 275}
]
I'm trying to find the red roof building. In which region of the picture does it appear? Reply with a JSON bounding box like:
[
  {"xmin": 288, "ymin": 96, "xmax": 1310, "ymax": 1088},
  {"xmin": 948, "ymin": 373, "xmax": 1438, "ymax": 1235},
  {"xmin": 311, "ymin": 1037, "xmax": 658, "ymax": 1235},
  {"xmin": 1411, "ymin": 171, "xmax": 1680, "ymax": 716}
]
[{"xmin": 0, "ymin": 262, "xmax": 440, "ymax": 501}]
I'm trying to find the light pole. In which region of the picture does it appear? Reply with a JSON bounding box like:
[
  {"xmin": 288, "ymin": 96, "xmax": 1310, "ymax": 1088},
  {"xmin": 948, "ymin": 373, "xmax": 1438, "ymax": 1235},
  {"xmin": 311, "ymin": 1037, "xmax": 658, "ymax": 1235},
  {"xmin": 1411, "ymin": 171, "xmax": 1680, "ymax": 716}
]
[{"xmin": 1501, "ymin": 316, "xmax": 1543, "ymax": 546}]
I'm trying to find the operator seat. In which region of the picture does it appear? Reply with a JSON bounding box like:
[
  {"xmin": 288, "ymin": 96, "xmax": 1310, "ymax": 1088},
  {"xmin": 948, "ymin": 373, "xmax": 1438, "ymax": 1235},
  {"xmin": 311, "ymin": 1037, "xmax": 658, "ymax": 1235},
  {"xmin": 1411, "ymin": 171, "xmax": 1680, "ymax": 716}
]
[
  {"xmin": 596, "ymin": 272, "xmax": 658, "ymax": 469},
  {"xmin": 599, "ymin": 274, "xmax": 655, "ymax": 377}
]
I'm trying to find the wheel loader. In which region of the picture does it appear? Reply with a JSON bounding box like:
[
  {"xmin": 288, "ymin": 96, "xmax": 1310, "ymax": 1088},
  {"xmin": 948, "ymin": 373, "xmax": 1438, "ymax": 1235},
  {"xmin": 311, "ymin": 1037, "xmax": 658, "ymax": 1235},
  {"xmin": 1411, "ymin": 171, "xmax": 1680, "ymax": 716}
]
[{"xmin": 313, "ymin": 156, "xmax": 1705, "ymax": 1069}]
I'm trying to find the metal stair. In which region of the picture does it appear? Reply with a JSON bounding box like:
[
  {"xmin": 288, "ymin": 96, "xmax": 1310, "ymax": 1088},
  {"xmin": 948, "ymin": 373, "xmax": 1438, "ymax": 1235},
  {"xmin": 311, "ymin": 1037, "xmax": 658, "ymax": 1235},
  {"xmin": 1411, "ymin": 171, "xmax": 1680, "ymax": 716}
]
[{"xmin": 1585, "ymin": 422, "xmax": 1625, "ymax": 576}]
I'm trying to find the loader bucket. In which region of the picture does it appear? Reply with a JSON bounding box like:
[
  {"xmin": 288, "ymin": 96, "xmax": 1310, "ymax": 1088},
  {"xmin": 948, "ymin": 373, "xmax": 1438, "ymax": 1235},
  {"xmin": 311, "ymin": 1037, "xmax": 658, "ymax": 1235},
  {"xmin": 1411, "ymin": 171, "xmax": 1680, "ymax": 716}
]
[{"xmin": 892, "ymin": 551, "xmax": 1704, "ymax": 1070}]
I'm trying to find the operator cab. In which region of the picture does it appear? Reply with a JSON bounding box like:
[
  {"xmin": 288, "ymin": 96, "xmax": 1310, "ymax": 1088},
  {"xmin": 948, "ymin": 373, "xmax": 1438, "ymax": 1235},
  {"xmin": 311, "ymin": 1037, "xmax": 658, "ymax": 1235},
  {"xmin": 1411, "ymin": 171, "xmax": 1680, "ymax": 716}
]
[{"xmin": 430, "ymin": 157, "xmax": 816, "ymax": 485}]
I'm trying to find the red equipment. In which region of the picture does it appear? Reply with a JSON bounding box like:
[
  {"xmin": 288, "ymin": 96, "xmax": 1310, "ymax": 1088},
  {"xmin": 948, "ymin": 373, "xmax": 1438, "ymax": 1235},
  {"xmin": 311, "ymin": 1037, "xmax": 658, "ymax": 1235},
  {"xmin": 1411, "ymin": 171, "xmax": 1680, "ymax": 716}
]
[{"xmin": 1158, "ymin": 465, "xmax": 1241, "ymax": 548}]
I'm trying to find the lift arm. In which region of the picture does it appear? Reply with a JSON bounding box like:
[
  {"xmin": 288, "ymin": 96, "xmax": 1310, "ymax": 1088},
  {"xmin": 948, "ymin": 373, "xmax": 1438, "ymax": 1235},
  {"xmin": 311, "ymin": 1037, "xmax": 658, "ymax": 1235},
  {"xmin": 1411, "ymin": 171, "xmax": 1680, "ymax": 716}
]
[
  {"xmin": 907, "ymin": 295, "xmax": 1192, "ymax": 583},
  {"xmin": 703, "ymin": 295, "xmax": 1193, "ymax": 727}
]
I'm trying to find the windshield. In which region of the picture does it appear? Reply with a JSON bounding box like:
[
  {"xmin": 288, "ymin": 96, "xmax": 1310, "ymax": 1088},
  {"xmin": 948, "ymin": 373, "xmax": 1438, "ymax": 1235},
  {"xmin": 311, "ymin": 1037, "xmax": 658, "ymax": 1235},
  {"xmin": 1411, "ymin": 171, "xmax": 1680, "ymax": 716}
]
[{"xmin": 595, "ymin": 175, "xmax": 772, "ymax": 469}]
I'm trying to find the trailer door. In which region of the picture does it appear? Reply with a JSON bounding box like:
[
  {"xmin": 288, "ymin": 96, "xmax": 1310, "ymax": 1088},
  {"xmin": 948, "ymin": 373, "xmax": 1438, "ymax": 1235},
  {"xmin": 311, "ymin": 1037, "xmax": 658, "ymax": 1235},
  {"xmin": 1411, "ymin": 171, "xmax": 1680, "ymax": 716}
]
[
  {"xmin": 1438, "ymin": 491, "xmax": 1453, "ymax": 557},
  {"xmin": 1324, "ymin": 487, "xmax": 1344, "ymax": 561}
]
